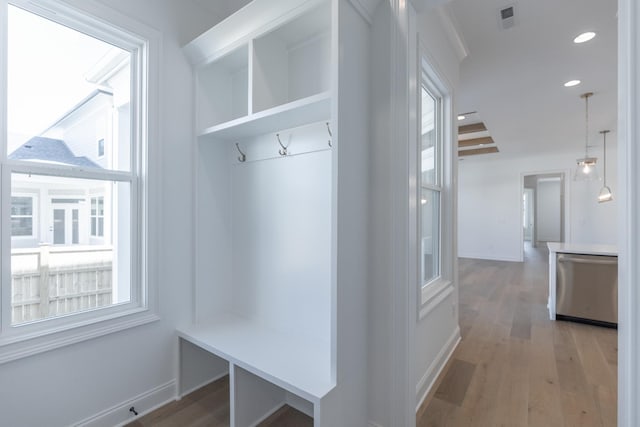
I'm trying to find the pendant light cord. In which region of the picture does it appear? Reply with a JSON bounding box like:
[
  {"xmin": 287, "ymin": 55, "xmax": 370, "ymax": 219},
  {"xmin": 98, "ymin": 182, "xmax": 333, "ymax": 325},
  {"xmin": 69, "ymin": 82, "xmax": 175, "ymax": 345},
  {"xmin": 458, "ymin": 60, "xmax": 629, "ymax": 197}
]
[
  {"xmin": 603, "ymin": 131, "xmax": 608, "ymax": 186},
  {"xmin": 584, "ymin": 93, "xmax": 590, "ymax": 158}
]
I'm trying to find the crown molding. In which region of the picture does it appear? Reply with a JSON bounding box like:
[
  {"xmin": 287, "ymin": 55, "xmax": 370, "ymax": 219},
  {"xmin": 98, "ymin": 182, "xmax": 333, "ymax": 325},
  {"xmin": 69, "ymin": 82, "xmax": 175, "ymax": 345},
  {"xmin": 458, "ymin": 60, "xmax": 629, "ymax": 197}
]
[{"xmin": 348, "ymin": 0, "xmax": 381, "ymax": 25}]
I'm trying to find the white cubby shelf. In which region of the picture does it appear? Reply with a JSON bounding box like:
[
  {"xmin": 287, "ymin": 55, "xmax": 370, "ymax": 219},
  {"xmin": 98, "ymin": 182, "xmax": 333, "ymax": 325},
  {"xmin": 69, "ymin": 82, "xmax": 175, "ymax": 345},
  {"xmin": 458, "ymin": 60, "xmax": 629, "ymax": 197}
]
[
  {"xmin": 180, "ymin": 0, "xmax": 371, "ymax": 424},
  {"xmin": 177, "ymin": 312, "xmax": 334, "ymax": 403},
  {"xmin": 198, "ymin": 91, "xmax": 330, "ymax": 141}
]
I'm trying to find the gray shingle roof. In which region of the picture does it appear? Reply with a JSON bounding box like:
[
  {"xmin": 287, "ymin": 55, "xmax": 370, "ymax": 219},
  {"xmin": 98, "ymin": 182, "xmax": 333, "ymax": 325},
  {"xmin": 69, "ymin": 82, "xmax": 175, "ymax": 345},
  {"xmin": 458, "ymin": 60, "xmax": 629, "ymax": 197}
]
[{"xmin": 9, "ymin": 136, "xmax": 100, "ymax": 168}]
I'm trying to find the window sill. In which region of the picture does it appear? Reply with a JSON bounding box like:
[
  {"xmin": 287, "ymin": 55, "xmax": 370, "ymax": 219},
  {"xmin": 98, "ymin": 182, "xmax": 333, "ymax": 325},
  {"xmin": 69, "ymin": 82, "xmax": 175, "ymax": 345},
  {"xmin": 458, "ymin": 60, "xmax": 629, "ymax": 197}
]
[
  {"xmin": 419, "ymin": 278, "xmax": 453, "ymax": 320},
  {"xmin": 0, "ymin": 308, "xmax": 159, "ymax": 365}
]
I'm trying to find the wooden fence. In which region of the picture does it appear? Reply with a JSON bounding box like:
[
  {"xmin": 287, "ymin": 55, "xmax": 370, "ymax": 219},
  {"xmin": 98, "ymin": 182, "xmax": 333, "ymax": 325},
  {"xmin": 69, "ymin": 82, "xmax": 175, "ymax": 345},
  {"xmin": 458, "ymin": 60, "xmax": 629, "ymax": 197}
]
[{"xmin": 11, "ymin": 245, "xmax": 113, "ymax": 324}]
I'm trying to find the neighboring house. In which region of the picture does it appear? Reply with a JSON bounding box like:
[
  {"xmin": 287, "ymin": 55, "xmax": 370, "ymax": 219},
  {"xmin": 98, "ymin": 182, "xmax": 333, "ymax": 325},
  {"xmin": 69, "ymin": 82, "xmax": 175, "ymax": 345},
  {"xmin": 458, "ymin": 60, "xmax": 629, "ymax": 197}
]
[
  {"xmin": 9, "ymin": 56, "xmax": 130, "ymax": 250},
  {"xmin": 10, "ymin": 134, "xmax": 105, "ymax": 248}
]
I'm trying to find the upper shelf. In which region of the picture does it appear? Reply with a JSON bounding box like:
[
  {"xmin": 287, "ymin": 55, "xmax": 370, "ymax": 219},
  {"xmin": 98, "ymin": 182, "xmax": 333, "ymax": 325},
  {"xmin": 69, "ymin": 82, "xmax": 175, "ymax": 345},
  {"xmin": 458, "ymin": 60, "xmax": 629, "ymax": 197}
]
[
  {"xmin": 183, "ymin": 0, "xmax": 328, "ymax": 66},
  {"xmin": 198, "ymin": 91, "xmax": 330, "ymax": 141}
]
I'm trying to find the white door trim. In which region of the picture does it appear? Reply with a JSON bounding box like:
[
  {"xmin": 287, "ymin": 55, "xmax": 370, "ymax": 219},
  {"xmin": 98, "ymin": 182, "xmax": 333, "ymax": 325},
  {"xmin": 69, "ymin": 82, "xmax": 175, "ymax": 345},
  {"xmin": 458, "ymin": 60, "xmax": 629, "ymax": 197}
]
[{"xmin": 617, "ymin": 0, "xmax": 639, "ymax": 425}]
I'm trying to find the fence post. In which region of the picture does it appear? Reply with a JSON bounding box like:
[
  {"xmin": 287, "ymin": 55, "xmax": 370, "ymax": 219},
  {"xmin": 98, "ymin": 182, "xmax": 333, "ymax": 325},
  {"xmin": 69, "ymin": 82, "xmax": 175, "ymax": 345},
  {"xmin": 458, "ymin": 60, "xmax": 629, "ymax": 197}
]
[{"xmin": 38, "ymin": 244, "xmax": 50, "ymax": 318}]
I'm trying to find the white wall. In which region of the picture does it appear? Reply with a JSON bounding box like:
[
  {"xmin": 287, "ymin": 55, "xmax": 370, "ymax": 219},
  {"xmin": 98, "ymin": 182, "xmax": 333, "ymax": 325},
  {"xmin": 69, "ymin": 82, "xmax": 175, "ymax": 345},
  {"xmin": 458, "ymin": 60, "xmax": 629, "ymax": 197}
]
[
  {"xmin": 458, "ymin": 147, "xmax": 618, "ymax": 262},
  {"xmin": 536, "ymin": 179, "xmax": 561, "ymax": 242},
  {"xmin": 0, "ymin": 1, "xmax": 218, "ymax": 425}
]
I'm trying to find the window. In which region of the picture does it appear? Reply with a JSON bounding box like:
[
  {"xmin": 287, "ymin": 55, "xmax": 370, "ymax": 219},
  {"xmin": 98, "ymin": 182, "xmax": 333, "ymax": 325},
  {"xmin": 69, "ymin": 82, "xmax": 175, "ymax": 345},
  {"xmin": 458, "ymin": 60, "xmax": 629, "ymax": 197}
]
[
  {"xmin": 418, "ymin": 53, "xmax": 453, "ymax": 310},
  {"xmin": 420, "ymin": 86, "xmax": 442, "ymax": 286},
  {"xmin": 1, "ymin": 0, "xmax": 157, "ymax": 358},
  {"xmin": 91, "ymin": 196, "xmax": 104, "ymax": 237},
  {"xmin": 97, "ymin": 138, "xmax": 105, "ymax": 158},
  {"xmin": 11, "ymin": 196, "xmax": 34, "ymax": 237}
]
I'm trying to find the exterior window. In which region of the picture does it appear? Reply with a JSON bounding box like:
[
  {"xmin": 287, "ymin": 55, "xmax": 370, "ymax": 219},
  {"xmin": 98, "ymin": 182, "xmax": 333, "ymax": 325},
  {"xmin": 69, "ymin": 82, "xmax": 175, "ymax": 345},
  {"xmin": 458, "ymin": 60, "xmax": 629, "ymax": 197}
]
[
  {"xmin": 97, "ymin": 138, "xmax": 105, "ymax": 157},
  {"xmin": 91, "ymin": 197, "xmax": 105, "ymax": 237},
  {"xmin": 3, "ymin": 1, "xmax": 147, "ymax": 333},
  {"xmin": 420, "ymin": 86, "xmax": 442, "ymax": 286},
  {"xmin": 11, "ymin": 196, "xmax": 34, "ymax": 237}
]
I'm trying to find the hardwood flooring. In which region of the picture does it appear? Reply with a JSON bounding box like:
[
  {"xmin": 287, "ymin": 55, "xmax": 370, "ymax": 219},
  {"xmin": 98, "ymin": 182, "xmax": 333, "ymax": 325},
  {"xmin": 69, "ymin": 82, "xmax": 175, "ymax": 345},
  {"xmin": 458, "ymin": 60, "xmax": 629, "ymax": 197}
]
[
  {"xmin": 127, "ymin": 244, "xmax": 615, "ymax": 427},
  {"xmin": 417, "ymin": 244, "xmax": 617, "ymax": 427},
  {"xmin": 125, "ymin": 376, "xmax": 312, "ymax": 427}
]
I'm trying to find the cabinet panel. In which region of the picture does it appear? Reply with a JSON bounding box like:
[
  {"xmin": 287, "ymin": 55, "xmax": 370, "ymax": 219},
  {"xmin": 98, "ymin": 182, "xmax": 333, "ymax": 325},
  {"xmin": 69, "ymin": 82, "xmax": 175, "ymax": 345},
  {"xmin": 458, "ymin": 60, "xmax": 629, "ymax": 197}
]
[
  {"xmin": 197, "ymin": 45, "xmax": 249, "ymax": 130},
  {"xmin": 252, "ymin": 2, "xmax": 331, "ymax": 113}
]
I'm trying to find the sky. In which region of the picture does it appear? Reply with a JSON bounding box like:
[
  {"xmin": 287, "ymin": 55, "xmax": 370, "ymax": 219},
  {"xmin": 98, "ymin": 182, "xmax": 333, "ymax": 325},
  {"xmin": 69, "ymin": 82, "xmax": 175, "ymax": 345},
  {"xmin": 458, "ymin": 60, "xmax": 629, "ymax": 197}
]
[{"xmin": 7, "ymin": 5, "xmax": 116, "ymax": 149}]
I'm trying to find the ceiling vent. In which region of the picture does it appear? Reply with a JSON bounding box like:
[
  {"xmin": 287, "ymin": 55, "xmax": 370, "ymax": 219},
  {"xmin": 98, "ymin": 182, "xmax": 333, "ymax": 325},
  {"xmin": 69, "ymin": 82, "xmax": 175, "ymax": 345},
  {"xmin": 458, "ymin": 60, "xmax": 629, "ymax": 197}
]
[{"xmin": 499, "ymin": 5, "xmax": 515, "ymax": 30}]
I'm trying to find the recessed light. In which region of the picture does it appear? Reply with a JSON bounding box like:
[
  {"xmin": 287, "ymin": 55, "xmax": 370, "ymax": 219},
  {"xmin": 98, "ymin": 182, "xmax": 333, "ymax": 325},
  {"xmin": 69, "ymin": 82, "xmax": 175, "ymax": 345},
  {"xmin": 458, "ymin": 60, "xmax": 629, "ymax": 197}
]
[
  {"xmin": 564, "ymin": 80, "xmax": 581, "ymax": 87},
  {"xmin": 457, "ymin": 115, "xmax": 466, "ymax": 121},
  {"xmin": 574, "ymin": 32, "xmax": 596, "ymax": 43}
]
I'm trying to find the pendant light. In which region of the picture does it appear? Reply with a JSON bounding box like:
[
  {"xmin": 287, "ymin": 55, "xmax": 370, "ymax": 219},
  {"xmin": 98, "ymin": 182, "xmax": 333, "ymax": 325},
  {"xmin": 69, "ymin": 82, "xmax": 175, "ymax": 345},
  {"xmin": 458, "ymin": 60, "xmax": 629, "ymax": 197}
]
[
  {"xmin": 574, "ymin": 92, "xmax": 599, "ymax": 181},
  {"xmin": 598, "ymin": 130, "xmax": 613, "ymax": 202}
]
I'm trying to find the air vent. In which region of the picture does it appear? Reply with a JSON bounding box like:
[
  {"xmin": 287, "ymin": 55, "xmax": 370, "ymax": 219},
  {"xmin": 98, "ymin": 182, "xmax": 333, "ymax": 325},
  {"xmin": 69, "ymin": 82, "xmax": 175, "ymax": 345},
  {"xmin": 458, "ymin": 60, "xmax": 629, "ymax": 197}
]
[{"xmin": 499, "ymin": 5, "xmax": 515, "ymax": 30}]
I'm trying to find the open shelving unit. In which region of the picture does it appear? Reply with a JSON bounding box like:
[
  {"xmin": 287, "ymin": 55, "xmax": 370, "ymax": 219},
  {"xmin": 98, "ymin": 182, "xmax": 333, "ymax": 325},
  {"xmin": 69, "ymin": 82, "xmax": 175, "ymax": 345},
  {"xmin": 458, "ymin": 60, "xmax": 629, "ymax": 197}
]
[{"xmin": 179, "ymin": 0, "xmax": 369, "ymax": 425}]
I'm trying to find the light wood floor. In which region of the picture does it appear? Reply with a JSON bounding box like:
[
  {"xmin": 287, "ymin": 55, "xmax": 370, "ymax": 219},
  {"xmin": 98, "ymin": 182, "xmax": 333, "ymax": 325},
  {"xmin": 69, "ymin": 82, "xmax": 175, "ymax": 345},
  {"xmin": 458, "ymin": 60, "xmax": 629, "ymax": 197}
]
[
  {"xmin": 417, "ymin": 244, "xmax": 618, "ymax": 427},
  {"xmin": 125, "ymin": 376, "xmax": 312, "ymax": 427}
]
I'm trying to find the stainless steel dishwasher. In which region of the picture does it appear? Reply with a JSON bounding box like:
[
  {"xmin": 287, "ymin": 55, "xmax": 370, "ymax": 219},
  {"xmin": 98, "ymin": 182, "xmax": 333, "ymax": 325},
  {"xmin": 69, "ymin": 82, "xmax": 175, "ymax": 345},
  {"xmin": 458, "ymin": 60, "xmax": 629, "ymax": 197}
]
[{"xmin": 556, "ymin": 253, "xmax": 618, "ymax": 327}]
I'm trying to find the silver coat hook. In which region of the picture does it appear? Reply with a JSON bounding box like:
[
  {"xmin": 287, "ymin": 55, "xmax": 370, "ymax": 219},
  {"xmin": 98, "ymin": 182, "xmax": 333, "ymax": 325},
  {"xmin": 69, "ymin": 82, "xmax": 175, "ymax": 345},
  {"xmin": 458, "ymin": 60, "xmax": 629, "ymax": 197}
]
[
  {"xmin": 277, "ymin": 133, "xmax": 288, "ymax": 156},
  {"xmin": 235, "ymin": 143, "xmax": 246, "ymax": 163},
  {"xmin": 326, "ymin": 122, "xmax": 332, "ymax": 147}
]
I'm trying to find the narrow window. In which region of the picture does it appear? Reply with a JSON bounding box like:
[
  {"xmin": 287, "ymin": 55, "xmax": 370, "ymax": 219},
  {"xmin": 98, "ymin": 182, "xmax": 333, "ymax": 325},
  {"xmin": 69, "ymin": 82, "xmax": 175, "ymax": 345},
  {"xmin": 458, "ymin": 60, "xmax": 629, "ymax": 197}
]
[
  {"xmin": 97, "ymin": 138, "xmax": 105, "ymax": 158},
  {"xmin": 91, "ymin": 196, "xmax": 105, "ymax": 237},
  {"xmin": 420, "ymin": 85, "xmax": 442, "ymax": 286}
]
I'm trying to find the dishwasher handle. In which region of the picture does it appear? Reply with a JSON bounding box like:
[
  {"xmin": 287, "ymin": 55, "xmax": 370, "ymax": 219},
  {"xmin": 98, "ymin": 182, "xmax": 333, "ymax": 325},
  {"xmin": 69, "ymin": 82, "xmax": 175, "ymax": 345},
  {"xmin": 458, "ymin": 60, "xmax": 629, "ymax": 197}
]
[{"xmin": 557, "ymin": 254, "xmax": 617, "ymax": 266}]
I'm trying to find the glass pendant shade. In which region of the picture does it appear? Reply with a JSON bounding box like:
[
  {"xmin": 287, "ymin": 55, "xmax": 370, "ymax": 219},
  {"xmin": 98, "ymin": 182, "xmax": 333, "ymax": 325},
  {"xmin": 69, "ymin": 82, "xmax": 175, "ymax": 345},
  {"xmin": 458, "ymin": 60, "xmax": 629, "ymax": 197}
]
[
  {"xmin": 598, "ymin": 129, "xmax": 613, "ymax": 202},
  {"xmin": 574, "ymin": 92, "xmax": 599, "ymax": 181},
  {"xmin": 598, "ymin": 186, "xmax": 613, "ymax": 202},
  {"xmin": 574, "ymin": 157, "xmax": 599, "ymax": 181}
]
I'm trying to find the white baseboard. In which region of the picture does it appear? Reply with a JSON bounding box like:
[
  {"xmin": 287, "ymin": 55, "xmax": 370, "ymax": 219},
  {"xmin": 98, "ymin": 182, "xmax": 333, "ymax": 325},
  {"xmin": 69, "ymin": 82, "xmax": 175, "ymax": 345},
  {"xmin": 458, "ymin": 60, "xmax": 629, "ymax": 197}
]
[
  {"xmin": 178, "ymin": 372, "xmax": 228, "ymax": 399},
  {"xmin": 367, "ymin": 422, "xmax": 385, "ymax": 427},
  {"xmin": 249, "ymin": 403, "xmax": 285, "ymax": 427},
  {"xmin": 458, "ymin": 252, "xmax": 521, "ymax": 262},
  {"xmin": 74, "ymin": 380, "xmax": 176, "ymax": 427},
  {"xmin": 415, "ymin": 326, "xmax": 461, "ymax": 412}
]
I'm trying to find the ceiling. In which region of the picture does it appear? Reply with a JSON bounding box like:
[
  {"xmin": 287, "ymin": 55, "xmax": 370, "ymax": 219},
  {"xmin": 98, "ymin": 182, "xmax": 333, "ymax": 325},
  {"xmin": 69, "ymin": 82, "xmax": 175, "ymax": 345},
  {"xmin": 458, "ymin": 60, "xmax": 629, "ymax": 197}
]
[
  {"xmin": 189, "ymin": 0, "xmax": 617, "ymax": 159},
  {"xmin": 191, "ymin": 0, "xmax": 252, "ymax": 21},
  {"xmin": 449, "ymin": 0, "xmax": 618, "ymax": 158}
]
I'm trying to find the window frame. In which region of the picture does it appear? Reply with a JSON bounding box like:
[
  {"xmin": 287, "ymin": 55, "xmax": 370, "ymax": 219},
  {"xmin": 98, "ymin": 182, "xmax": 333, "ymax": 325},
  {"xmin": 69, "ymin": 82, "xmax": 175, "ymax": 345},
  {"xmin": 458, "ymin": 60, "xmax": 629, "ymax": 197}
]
[
  {"xmin": 417, "ymin": 46, "xmax": 455, "ymax": 317},
  {"xmin": 0, "ymin": 0, "xmax": 160, "ymax": 363}
]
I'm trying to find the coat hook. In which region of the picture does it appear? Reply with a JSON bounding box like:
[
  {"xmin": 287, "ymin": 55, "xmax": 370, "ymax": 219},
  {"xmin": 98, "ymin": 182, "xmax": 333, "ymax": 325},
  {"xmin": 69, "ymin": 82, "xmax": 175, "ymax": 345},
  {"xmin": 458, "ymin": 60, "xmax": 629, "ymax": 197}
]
[
  {"xmin": 326, "ymin": 122, "xmax": 332, "ymax": 147},
  {"xmin": 277, "ymin": 133, "xmax": 288, "ymax": 156},
  {"xmin": 235, "ymin": 143, "xmax": 246, "ymax": 163}
]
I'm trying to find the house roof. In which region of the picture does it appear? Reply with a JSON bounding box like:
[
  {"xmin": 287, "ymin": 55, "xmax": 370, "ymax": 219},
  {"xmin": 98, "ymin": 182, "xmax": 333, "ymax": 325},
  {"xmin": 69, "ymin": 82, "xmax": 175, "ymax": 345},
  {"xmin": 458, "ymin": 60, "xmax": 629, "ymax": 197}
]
[{"xmin": 9, "ymin": 136, "xmax": 101, "ymax": 168}]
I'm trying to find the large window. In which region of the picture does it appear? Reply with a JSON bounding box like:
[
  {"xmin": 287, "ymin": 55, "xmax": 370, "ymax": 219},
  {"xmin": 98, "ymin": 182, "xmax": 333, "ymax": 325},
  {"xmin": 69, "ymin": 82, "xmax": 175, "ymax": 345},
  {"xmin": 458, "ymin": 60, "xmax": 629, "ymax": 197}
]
[{"xmin": 1, "ymin": 0, "xmax": 153, "ymax": 351}]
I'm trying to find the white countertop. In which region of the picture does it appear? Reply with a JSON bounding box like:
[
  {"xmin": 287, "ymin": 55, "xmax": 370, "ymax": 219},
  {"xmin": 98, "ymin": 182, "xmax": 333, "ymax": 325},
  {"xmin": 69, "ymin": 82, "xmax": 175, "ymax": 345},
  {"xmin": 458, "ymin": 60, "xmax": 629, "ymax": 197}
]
[{"xmin": 547, "ymin": 242, "xmax": 618, "ymax": 256}]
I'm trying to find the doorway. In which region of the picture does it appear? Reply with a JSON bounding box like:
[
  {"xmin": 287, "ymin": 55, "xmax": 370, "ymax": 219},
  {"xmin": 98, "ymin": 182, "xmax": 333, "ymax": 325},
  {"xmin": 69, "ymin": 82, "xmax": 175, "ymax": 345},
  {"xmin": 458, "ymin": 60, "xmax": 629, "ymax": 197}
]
[
  {"xmin": 51, "ymin": 203, "xmax": 80, "ymax": 245},
  {"xmin": 522, "ymin": 172, "xmax": 565, "ymax": 256}
]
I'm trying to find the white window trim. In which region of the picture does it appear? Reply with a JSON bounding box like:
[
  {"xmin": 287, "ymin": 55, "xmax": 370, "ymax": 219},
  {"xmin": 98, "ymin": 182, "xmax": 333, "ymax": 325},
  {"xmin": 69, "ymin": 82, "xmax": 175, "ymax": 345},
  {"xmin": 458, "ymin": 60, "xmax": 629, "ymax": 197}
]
[
  {"xmin": 0, "ymin": 0, "xmax": 161, "ymax": 364},
  {"xmin": 418, "ymin": 41, "xmax": 455, "ymax": 317}
]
